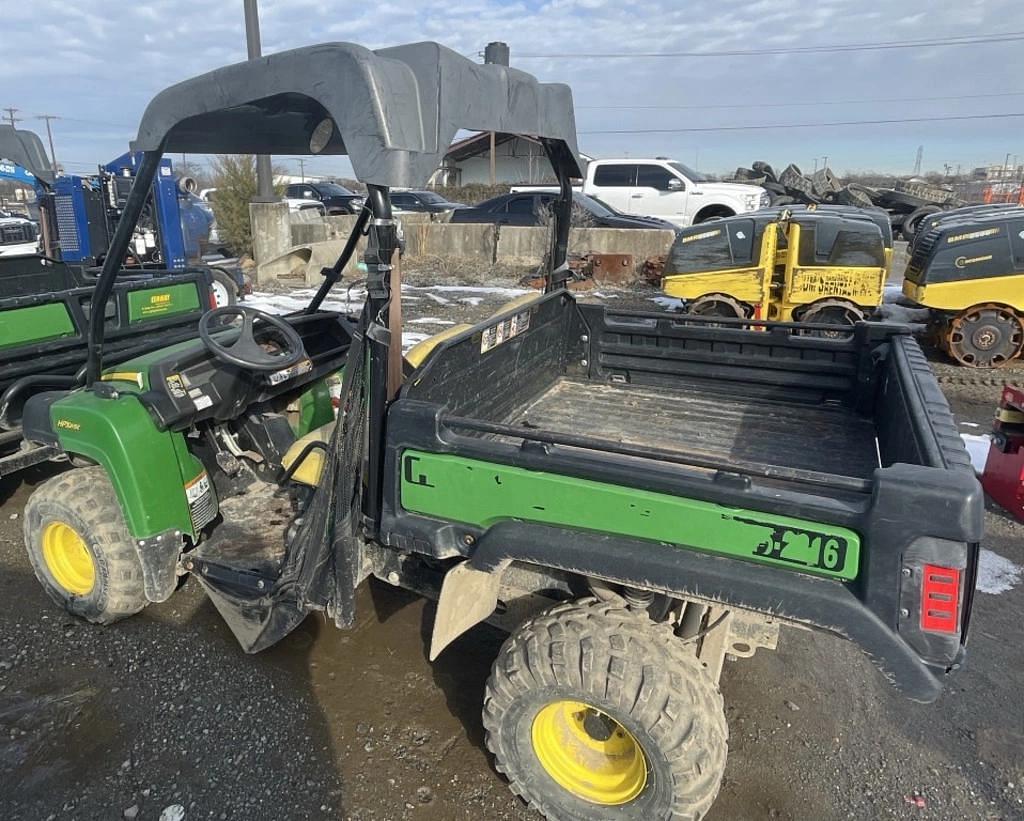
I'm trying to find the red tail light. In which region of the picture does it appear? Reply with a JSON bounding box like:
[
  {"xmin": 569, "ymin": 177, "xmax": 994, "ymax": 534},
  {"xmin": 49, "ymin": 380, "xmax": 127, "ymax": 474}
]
[
  {"xmin": 209, "ymin": 291, "xmax": 218, "ymax": 310},
  {"xmin": 920, "ymin": 564, "xmax": 961, "ymax": 634}
]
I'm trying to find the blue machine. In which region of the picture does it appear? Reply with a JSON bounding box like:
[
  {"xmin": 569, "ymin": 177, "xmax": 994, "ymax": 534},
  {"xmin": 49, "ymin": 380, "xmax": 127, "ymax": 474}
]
[{"xmin": 51, "ymin": 152, "xmax": 189, "ymax": 269}]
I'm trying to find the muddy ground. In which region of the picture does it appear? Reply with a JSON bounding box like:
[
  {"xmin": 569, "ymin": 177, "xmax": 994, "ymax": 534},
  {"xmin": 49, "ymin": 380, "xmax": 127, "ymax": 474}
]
[{"xmin": 1, "ymin": 253, "xmax": 1023, "ymax": 821}]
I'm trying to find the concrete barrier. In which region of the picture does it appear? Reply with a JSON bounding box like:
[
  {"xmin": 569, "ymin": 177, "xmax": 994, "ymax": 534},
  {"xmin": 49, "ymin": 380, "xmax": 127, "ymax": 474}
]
[{"xmin": 254, "ymin": 204, "xmax": 676, "ymax": 285}]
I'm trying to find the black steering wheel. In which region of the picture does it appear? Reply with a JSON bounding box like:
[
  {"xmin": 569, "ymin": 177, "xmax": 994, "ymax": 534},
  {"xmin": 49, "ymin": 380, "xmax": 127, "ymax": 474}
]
[{"xmin": 198, "ymin": 306, "xmax": 306, "ymax": 372}]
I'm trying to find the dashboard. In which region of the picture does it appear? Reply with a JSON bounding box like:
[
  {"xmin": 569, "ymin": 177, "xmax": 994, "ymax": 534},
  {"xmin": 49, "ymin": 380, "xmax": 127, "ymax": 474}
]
[{"xmin": 137, "ymin": 311, "xmax": 354, "ymax": 431}]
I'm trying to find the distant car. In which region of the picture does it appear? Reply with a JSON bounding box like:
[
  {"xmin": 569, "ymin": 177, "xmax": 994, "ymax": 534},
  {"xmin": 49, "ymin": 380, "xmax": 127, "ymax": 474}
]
[
  {"xmin": 449, "ymin": 191, "xmax": 679, "ymax": 231},
  {"xmin": 284, "ymin": 181, "xmax": 365, "ymax": 215},
  {"xmin": 390, "ymin": 190, "xmax": 467, "ymax": 213}
]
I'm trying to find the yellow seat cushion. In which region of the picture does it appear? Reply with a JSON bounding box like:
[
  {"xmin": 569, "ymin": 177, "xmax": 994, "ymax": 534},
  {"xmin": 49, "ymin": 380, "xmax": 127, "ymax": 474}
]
[{"xmin": 282, "ymin": 421, "xmax": 336, "ymax": 486}]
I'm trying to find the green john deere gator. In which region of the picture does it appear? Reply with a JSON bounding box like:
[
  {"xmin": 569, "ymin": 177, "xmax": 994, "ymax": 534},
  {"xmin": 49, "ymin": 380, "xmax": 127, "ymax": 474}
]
[{"xmin": 17, "ymin": 42, "xmax": 982, "ymax": 820}]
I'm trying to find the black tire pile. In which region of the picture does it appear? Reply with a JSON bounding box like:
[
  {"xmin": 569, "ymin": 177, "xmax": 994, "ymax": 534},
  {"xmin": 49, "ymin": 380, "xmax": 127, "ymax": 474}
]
[{"xmin": 731, "ymin": 162, "xmax": 967, "ymax": 239}]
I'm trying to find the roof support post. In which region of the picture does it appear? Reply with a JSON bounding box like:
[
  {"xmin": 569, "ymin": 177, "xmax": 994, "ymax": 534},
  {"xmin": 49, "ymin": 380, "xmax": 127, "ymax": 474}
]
[
  {"xmin": 361, "ymin": 185, "xmax": 399, "ymax": 534},
  {"xmin": 86, "ymin": 149, "xmax": 164, "ymax": 385},
  {"xmin": 542, "ymin": 139, "xmax": 573, "ymax": 292}
]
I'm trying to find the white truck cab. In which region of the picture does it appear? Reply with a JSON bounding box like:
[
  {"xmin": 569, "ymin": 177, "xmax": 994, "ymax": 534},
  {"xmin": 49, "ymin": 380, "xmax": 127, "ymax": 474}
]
[{"xmin": 583, "ymin": 159, "xmax": 768, "ymax": 227}]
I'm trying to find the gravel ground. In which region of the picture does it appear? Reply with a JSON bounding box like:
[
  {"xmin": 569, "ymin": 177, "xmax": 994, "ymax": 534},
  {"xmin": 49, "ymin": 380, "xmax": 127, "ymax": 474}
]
[{"xmin": 1, "ymin": 253, "xmax": 1023, "ymax": 821}]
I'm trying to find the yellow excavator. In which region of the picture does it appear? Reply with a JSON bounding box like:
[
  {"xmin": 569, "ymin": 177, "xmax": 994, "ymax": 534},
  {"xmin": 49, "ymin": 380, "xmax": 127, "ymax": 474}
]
[{"xmin": 662, "ymin": 206, "xmax": 890, "ymax": 328}]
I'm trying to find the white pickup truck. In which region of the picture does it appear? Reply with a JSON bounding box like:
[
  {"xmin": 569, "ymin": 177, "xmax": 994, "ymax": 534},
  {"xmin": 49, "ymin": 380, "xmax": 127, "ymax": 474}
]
[{"xmin": 581, "ymin": 158, "xmax": 769, "ymax": 227}]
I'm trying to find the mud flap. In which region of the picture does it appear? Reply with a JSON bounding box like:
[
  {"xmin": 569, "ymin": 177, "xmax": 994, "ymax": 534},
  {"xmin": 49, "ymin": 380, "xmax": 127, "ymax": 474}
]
[
  {"xmin": 136, "ymin": 530, "xmax": 183, "ymax": 603},
  {"xmin": 429, "ymin": 561, "xmax": 502, "ymax": 660}
]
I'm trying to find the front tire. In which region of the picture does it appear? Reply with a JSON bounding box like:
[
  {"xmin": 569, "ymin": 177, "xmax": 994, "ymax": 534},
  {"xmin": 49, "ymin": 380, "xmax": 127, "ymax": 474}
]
[
  {"xmin": 23, "ymin": 467, "xmax": 149, "ymax": 624},
  {"xmin": 483, "ymin": 598, "xmax": 727, "ymax": 821}
]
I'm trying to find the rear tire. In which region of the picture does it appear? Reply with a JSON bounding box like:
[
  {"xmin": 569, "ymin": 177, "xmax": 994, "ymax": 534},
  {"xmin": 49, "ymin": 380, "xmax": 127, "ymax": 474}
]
[
  {"xmin": 799, "ymin": 300, "xmax": 864, "ymax": 338},
  {"xmin": 23, "ymin": 467, "xmax": 148, "ymax": 624},
  {"xmin": 687, "ymin": 294, "xmax": 748, "ymax": 326},
  {"xmin": 484, "ymin": 598, "xmax": 727, "ymax": 821}
]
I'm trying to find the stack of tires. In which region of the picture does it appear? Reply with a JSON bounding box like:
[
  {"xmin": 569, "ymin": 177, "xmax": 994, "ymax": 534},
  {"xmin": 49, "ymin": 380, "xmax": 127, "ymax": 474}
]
[{"xmin": 730, "ymin": 161, "xmax": 966, "ymax": 239}]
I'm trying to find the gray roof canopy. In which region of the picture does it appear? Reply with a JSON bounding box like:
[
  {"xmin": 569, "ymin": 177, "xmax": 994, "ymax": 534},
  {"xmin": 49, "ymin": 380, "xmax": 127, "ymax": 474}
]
[
  {"xmin": 0, "ymin": 126, "xmax": 54, "ymax": 186},
  {"xmin": 133, "ymin": 41, "xmax": 583, "ymax": 188}
]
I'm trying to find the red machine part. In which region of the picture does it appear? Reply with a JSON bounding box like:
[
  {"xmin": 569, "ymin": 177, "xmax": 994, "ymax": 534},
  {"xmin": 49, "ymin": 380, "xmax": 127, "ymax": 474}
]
[{"xmin": 980, "ymin": 385, "xmax": 1024, "ymax": 522}]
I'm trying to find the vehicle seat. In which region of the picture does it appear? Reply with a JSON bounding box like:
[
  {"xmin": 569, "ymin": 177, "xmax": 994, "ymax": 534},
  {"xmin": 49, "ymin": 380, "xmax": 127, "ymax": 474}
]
[{"xmin": 281, "ymin": 421, "xmax": 336, "ymax": 486}]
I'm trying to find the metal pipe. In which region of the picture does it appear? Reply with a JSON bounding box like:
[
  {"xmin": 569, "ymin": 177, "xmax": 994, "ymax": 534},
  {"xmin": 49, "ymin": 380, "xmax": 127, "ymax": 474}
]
[
  {"xmin": 86, "ymin": 149, "xmax": 164, "ymax": 385},
  {"xmin": 541, "ymin": 139, "xmax": 573, "ymax": 291},
  {"xmin": 243, "ymin": 0, "xmax": 275, "ymax": 201},
  {"xmin": 361, "ymin": 185, "xmax": 397, "ymax": 532},
  {"xmin": 306, "ymin": 205, "xmax": 370, "ymax": 314}
]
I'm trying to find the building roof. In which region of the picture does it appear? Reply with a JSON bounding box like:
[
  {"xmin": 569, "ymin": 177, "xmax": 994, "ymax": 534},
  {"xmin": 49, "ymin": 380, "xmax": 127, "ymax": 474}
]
[{"xmin": 445, "ymin": 131, "xmax": 593, "ymax": 164}]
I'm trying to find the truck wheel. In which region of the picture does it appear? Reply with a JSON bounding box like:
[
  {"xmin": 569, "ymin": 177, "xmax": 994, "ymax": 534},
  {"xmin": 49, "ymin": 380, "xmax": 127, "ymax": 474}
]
[
  {"xmin": 483, "ymin": 598, "xmax": 727, "ymax": 821},
  {"xmin": 944, "ymin": 304, "xmax": 1024, "ymax": 368},
  {"xmin": 23, "ymin": 467, "xmax": 148, "ymax": 624},
  {"xmin": 209, "ymin": 267, "xmax": 238, "ymax": 307}
]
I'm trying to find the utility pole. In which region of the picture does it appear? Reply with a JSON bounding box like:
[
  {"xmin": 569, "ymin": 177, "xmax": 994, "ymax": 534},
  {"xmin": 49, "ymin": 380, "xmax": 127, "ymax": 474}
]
[
  {"xmin": 912, "ymin": 145, "xmax": 923, "ymax": 176},
  {"xmin": 813, "ymin": 157, "xmax": 818, "ymax": 174},
  {"xmin": 35, "ymin": 114, "xmax": 60, "ymax": 172},
  {"xmin": 3, "ymin": 107, "xmax": 20, "ymax": 128},
  {"xmin": 483, "ymin": 42, "xmax": 509, "ymax": 186},
  {"xmin": 291, "ymin": 158, "xmax": 307, "ymax": 182},
  {"xmin": 243, "ymin": 0, "xmax": 275, "ymax": 200}
]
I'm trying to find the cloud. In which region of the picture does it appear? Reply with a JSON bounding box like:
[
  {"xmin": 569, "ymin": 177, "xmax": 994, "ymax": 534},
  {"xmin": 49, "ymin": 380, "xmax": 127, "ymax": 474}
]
[{"xmin": 4, "ymin": 0, "xmax": 1023, "ymax": 174}]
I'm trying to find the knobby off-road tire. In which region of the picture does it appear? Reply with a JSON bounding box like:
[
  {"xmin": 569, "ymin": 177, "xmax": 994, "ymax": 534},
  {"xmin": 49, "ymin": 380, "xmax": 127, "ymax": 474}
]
[
  {"xmin": 483, "ymin": 598, "xmax": 727, "ymax": 821},
  {"xmin": 23, "ymin": 466, "xmax": 149, "ymax": 624}
]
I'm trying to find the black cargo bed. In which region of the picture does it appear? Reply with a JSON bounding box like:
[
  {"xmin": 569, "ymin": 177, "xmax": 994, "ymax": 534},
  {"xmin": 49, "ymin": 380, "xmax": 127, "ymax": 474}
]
[{"xmin": 507, "ymin": 378, "xmax": 880, "ymax": 480}]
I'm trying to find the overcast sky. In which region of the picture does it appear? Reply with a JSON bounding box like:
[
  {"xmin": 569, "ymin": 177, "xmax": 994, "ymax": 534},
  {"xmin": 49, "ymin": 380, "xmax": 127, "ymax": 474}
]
[{"xmin": 4, "ymin": 0, "xmax": 1023, "ymax": 178}]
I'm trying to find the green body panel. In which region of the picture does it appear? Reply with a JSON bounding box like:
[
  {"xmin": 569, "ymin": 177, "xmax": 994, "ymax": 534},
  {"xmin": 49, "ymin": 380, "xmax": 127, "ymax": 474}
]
[
  {"xmin": 102, "ymin": 337, "xmax": 210, "ymax": 392},
  {"xmin": 400, "ymin": 452, "xmax": 862, "ymax": 581},
  {"xmin": 295, "ymin": 379, "xmax": 335, "ymax": 436},
  {"xmin": 126, "ymin": 282, "xmax": 201, "ymax": 323},
  {"xmin": 0, "ymin": 302, "xmax": 76, "ymax": 350},
  {"xmin": 50, "ymin": 392, "xmax": 205, "ymax": 539}
]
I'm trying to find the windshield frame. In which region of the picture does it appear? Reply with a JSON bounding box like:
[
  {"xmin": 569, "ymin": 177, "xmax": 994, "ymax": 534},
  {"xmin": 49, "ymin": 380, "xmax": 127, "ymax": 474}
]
[
  {"xmin": 668, "ymin": 161, "xmax": 710, "ymax": 184},
  {"xmin": 314, "ymin": 182, "xmax": 356, "ymax": 197}
]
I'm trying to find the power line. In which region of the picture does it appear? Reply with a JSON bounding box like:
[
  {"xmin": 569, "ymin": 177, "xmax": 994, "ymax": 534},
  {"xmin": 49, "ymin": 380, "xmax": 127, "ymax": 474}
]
[
  {"xmin": 577, "ymin": 90, "xmax": 1024, "ymax": 111},
  {"xmin": 580, "ymin": 111, "xmax": 1024, "ymax": 135},
  {"xmin": 520, "ymin": 30, "xmax": 1024, "ymax": 59}
]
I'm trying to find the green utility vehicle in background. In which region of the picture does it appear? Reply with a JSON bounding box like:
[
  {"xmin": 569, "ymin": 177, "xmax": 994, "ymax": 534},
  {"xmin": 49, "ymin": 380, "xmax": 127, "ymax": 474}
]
[
  {"xmin": 17, "ymin": 43, "xmax": 982, "ymax": 820},
  {"xmin": 0, "ymin": 126, "xmax": 221, "ymax": 477}
]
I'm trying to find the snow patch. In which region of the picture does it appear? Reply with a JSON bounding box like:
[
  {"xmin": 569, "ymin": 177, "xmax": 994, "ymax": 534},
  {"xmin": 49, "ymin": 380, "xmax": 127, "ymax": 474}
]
[
  {"xmin": 459, "ymin": 297, "xmax": 483, "ymax": 306},
  {"xmin": 246, "ymin": 292, "xmax": 360, "ymax": 315},
  {"xmin": 407, "ymin": 317, "xmax": 455, "ymax": 326},
  {"xmin": 407, "ymin": 285, "xmax": 529, "ymax": 297},
  {"xmin": 976, "ymin": 549, "xmax": 1023, "ymax": 595},
  {"xmin": 423, "ymin": 292, "xmax": 451, "ymax": 306},
  {"xmin": 960, "ymin": 433, "xmax": 991, "ymax": 474},
  {"xmin": 401, "ymin": 332, "xmax": 430, "ymax": 352}
]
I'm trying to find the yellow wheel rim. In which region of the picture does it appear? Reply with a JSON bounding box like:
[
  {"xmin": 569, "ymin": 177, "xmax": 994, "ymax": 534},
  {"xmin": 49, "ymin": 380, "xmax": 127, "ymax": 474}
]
[
  {"xmin": 41, "ymin": 521, "xmax": 95, "ymax": 596},
  {"xmin": 531, "ymin": 700, "xmax": 647, "ymax": 805}
]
